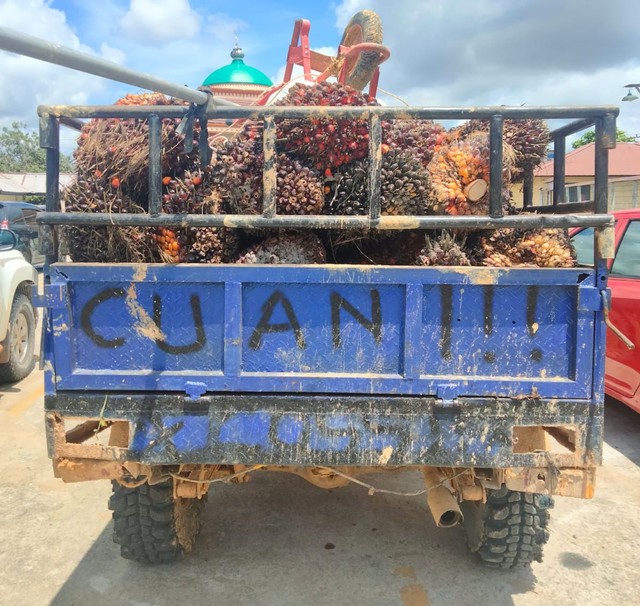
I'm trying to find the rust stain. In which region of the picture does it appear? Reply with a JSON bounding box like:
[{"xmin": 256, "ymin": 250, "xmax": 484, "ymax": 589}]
[
  {"xmin": 450, "ymin": 266, "xmax": 502, "ymax": 285},
  {"xmin": 377, "ymin": 445, "xmax": 394, "ymax": 465},
  {"xmin": 52, "ymin": 322, "xmax": 69, "ymax": 336},
  {"xmin": 393, "ymin": 566, "xmax": 416, "ymax": 580},
  {"xmin": 400, "ymin": 584, "xmax": 431, "ymax": 606},
  {"xmin": 378, "ymin": 216, "xmax": 421, "ymax": 230},
  {"xmin": 125, "ymin": 283, "xmax": 165, "ymax": 342},
  {"xmin": 597, "ymin": 224, "xmax": 616, "ymax": 259},
  {"xmin": 132, "ymin": 264, "xmax": 148, "ymax": 282}
]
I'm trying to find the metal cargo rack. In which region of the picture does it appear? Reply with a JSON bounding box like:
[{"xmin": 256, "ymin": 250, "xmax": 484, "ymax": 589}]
[
  {"xmin": 0, "ymin": 24, "xmax": 618, "ymax": 264},
  {"xmin": 37, "ymin": 103, "xmax": 619, "ymax": 232}
]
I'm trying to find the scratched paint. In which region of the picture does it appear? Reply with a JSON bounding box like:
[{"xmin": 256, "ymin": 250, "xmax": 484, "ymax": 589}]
[{"xmin": 47, "ymin": 264, "xmax": 598, "ymax": 400}]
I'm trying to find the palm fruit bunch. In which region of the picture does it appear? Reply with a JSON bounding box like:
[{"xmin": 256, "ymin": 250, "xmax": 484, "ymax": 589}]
[
  {"xmin": 160, "ymin": 165, "xmax": 227, "ymax": 216},
  {"xmin": 153, "ymin": 224, "xmax": 239, "ymax": 265},
  {"xmin": 518, "ymin": 228, "xmax": 576, "ymax": 267},
  {"xmin": 454, "ymin": 119, "xmax": 550, "ymax": 179},
  {"xmin": 416, "ymin": 232, "xmax": 471, "ymax": 266},
  {"xmin": 62, "ymin": 224, "xmax": 158, "ymax": 263},
  {"xmin": 385, "ymin": 120, "xmax": 449, "ymax": 166},
  {"xmin": 470, "ymin": 183, "xmax": 519, "ymax": 217},
  {"xmin": 210, "ymin": 138, "xmax": 324, "ymax": 216},
  {"xmin": 62, "ymin": 175, "xmax": 158, "ymax": 263},
  {"xmin": 274, "ymin": 81, "xmax": 385, "ymax": 170},
  {"xmin": 426, "ymin": 135, "xmax": 491, "ymax": 215},
  {"xmin": 332, "ymin": 231, "xmax": 426, "ymax": 265},
  {"xmin": 185, "ymin": 226, "xmax": 240, "ymax": 264},
  {"xmin": 64, "ymin": 92, "xmax": 210, "ymax": 262},
  {"xmin": 153, "ymin": 227, "xmax": 187, "ymax": 263},
  {"xmin": 469, "ymin": 228, "xmax": 525, "ymax": 267},
  {"xmin": 325, "ymin": 149, "xmax": 430, "ymax": 216},
  {"xmin": 156, "ymin": 186, "xmax": 239, "ymax": 264},
  {"xmin": 210, "ymin": 138, "xmax": 263, "ymax": 215},
  {"xmin": 472, "ymin": 227, "xmax": 576, "ymax": 268},
  {"xmin": 73, "ymin": 93, "xmax": 197, "ymax": 203},
  {"xmin": 236, "ymin": 231, "xmax": 326, "ymax": 264}
]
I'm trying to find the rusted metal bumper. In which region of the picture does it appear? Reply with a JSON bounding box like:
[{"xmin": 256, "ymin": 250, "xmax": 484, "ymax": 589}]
[{"xmin": 45, "ymin": 393, "xmax": 601, "ymax": 498}]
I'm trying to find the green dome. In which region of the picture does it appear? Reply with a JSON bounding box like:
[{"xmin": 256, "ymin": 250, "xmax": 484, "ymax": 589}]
[{"xmin": 203, "ymin": 44, "xmax": 273, "ymax": 87}]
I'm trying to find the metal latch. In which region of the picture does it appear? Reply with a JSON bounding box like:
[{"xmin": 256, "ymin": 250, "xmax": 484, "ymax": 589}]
[{"xmin": 601, "ymin": 290, "xmax": 635, "ymax": 350}]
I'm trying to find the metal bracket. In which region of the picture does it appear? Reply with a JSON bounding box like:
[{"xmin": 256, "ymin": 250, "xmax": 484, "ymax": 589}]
[
  {"xmin": 577, "ymin": 286, "xmax": 603, "ymax": 311},
  {"xmin": 32, "ymin": 283, "xmax": 67, "ymax": 310},
  {"xmin": 184, "ymin": 381, "xmax": 207, "ymax": 400},
  {"xmin": 176, "ymin": 104, "xmax": 197, "ymax": 152}
]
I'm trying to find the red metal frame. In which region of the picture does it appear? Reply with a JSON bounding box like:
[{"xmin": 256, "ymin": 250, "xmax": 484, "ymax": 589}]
[{"xmin": 281, "ymin": 18, "xmax": 389, "ymax": 98}]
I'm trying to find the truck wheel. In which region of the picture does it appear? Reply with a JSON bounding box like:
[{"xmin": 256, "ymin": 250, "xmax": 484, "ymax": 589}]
[
  {"xmin": 339, "ymin": 10, "xmax": 383, "ymax": 91},
  {"xmin": 0, "ymin": 294, "xmax": 36, "ymax": 383},
  {"xmin": 109, "ymin": 480, "xmax": 205, "ymax": 563},
  {"xmin": 461, "ymin": 486, "xmax": 553, "ymax": 569}
]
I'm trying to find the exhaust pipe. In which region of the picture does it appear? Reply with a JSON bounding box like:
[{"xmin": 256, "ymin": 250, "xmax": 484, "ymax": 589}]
[{"xmin": 423, "ymin": 467, "xmax": 463, "ymax": 528}]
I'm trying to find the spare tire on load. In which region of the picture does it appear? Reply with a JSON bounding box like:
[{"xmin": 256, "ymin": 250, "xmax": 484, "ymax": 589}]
[{"xmin": 340, "ymin": 10, "xmax": 384, "ymax": 91}]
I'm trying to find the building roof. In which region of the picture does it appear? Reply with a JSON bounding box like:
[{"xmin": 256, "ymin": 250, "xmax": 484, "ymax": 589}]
[
  {"xmin": 536, "ymin": 142, "xmax": 640, "ymax": 177},
  {"xmin": 202, "ymin": 44, "xmax": 272, "ymax": 87},
  {"xmin": 0, "ymin": 172, "xmax": 75, "ymax": 195}
]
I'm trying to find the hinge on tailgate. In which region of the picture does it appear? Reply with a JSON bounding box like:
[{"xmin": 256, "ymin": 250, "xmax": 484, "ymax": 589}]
[
  {"xmin": 32, "ymin": 283, "xmax": 67, "ymax": 310},
  {"xmin": 436, "ymin": 383, "xmax": 459, "ymax": 406}
]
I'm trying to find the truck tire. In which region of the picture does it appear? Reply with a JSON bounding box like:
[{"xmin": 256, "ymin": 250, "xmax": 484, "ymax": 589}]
[
  {"xmin": 109, "ymin": 480, "xmax": 205, "ymax": 563},
  {"xmin": 0, "ymin": 293, "xmax": 36, "ymax": 383},
  {"xmin": 339, "ymin": 10, "xmax": 383, "ymax": 91},
  {"xmin": 461, "ymin": 486, "xmax": 553, "ymax": 569}
]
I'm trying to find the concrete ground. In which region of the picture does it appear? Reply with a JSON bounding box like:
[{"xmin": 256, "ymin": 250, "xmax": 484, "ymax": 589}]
[{"xmin": 1, "ymin": 368, "xmax": 639, "ymax": 606}]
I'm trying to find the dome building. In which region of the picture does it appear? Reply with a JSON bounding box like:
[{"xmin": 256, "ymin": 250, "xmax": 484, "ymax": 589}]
[{"xmin": 202, "ymin": 43, "xmax": 273, "ymax": 107}]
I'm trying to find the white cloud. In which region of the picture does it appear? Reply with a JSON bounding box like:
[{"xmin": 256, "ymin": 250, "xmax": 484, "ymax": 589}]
[
  {"xmin": 334, "ymin": 1, "xmax": 640, "ymax": 137},
  {"xmin": 100, "ymin": 43, "xmax": 126, "ymax": 65},
  {"xmin": 335, "ymin": 0, "xmax": 368, "ymax": 29},
  {"xmin": 0, "ymin": 0, "xmax": 114, "ymax": 130},
  {"xmin": 119, "ymin": 0, "xmax": 201, "ymax": 45},
  {"xmin": 204, "ymin": 13, "xmax": 248, "ymax": 44}
]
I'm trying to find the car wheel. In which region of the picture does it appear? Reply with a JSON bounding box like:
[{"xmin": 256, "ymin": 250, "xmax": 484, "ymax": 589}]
[
  {"xmin": 109, "ymin": 480, "xmax": 205, "ymax": 563},
  {"xmin": 0, "ymin": 294, "xmax": 36, "ymax": 383},
  {"xmin": 461, "ymin": 485, "xmax": 553, "ymax": 569}
]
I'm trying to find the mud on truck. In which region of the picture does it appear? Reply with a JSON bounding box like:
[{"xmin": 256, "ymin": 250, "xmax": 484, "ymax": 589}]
[{"xmin": 0, "ymin": 12, "xmax": 624, "ymax": 569}]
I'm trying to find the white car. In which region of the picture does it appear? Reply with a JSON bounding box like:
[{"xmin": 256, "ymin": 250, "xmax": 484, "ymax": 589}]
[{"xmin": 0, "ymin": 229, "xmax": 38, "ymax": 383}]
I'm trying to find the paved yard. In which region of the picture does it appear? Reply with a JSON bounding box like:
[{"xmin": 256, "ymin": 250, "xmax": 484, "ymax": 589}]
[{"xmin": 1, "ymin": 369, "xmax": 638, "ymax": 606}]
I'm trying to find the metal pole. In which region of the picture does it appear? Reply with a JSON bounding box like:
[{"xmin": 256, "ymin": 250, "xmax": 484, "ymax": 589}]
[
  {"xmin": 0, "ymin": 26, "xmax": 210, "ymax": 106},
  {"xmin": 489, "ymin": 114, "xmax": 503, "ymax": 218},
  {"xmin": 552, "ymin": 136, "xmax": 566, "ymax": 206},
  {"xmin": 368, "ymin": 114, "xmax": 382, "ymax": 221},
  {"xmin": 148, "ymin": 115, "xmax": 162, "ymax": 216}
]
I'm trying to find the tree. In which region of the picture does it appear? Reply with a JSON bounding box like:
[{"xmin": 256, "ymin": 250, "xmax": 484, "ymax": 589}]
[
  {"xmin": 572, "ymin": 128, "xmax": 636, "ymax": 149},
  {"xmin": 0, "ymin": 121, "xmax": 74, "ymax": 172}
]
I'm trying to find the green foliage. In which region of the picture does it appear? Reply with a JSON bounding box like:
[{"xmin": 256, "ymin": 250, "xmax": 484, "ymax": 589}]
[
  {"xmin": 572, "ymin": 128, "xmax": 636, "ymax": 149},
  {"xmin": 0, "ymin": 121, "xmax": 74, "ymax": 172}
]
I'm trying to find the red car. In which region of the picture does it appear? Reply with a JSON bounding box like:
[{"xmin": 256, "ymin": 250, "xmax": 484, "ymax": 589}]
[{"xmin": 571, "ymin": 209, "xmax": 640, "ymax": 412}]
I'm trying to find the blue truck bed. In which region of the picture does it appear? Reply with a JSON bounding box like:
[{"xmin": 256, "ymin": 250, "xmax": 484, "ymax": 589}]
[
  {"xmin": 45, "ymin": 263, "xmax": 601, "ymax": 398},
  {"xmin": 42, "ymin": 262, "xmax": 604, "ymax": 474}
]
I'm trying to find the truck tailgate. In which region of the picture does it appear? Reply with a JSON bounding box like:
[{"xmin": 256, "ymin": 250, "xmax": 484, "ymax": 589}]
[{"xmin": 43, "ymin": 263, "xmax": 600, "ymax": 399}]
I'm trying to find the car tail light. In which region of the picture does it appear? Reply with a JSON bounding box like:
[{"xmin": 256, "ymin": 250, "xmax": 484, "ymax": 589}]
[{"xmin": 0, "ymin": 219, "xmax": 8, "ymax": 229}]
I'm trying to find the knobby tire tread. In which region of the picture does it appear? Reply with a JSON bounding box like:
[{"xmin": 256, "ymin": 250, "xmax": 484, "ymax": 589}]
[
  {"xmin": 109, "ymin": 480, "xmax": 200, "ymax": 563},
  {"xmin": 477, "ymin": 486, "xmax": 553, "ymax": 569}
]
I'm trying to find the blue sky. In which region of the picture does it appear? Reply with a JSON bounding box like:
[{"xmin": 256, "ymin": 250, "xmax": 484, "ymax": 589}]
[{"xmin": 1, "ymin": 0, "xmax": 640, "ymax": 149}]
